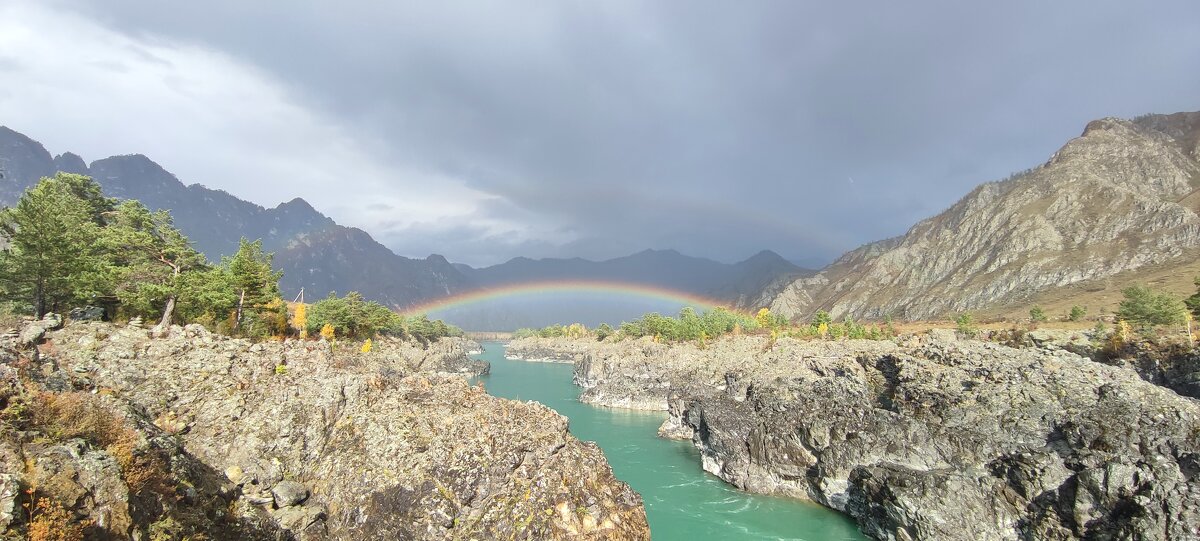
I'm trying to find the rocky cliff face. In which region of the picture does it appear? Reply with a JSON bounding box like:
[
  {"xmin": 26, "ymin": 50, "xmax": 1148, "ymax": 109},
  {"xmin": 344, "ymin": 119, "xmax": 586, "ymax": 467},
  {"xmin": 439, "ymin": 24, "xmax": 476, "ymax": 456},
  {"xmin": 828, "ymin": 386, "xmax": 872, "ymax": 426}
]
[
  {"xmin": 0, "ymin": 319, "xmax": 648, "ymax": 539},
  {"xmin": 507, "ymin": 336, "xmax": 1200, "ymax": 540},
  {"xmin": 754, "ymin": 111, "xmax": 1200, "ymax": 320}
]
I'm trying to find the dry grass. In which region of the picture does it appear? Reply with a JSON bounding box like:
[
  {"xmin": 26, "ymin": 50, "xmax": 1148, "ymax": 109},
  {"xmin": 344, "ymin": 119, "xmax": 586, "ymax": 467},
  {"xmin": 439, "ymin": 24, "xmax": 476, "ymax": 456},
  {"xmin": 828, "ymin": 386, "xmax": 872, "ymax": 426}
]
[
  {"xmin": 30, "ymin": 391, "xmax": 126, "ymax": 446},
  {"xmin": 29, "ymin": 391, "xmax": 172, "ymax": 496},
  {"xmin": 977, "ymin": 251, "xmax": 1200, "ymax": 322}
]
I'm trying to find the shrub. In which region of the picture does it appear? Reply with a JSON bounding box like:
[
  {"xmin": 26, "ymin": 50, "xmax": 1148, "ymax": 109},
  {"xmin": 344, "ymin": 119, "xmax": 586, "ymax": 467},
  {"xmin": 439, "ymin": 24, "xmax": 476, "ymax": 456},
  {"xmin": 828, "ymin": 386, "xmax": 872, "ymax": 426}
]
[
  {"xmin": 1029, "ymin": 306, "xmax": 1048, "ymax": 323},
  {"xmin": 1108, "ymin": 320, "xmax": 1133, "ymax": 353},
  {"xmin": 1068, "ymin": 305, "xmax": 1086, "ymax": 322},
  {"xmin": 955, "ymin": 313, "xmax": 978, "ymax": 337},
  {"xmin": 29, "ymin": 497, "xmax": 87, "ymax": 541}
]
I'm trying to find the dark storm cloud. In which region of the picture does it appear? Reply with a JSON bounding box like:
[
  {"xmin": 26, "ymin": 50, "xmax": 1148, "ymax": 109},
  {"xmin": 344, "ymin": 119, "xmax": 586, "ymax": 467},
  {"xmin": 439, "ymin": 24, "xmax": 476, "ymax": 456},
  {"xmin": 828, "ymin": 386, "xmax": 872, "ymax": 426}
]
[{"xmin": 20, "ymin": 0, "xmax": 1200, "ymax": 265}]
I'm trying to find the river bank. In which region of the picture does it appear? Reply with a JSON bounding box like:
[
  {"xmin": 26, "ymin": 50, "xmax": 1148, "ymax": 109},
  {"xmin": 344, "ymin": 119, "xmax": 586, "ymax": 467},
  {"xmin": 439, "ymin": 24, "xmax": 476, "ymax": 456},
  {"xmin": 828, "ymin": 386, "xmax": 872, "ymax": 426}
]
[
  {"xmin": 474, "ymin": 343, "xmax": 866, "ymax": 540},
  {"xmin": 0, "ymin": 317, "xmax": 649, "ymax": 539},
  {"xmin": 506, "ymin": 335, "xmax": 1200, "ymax": 539}
]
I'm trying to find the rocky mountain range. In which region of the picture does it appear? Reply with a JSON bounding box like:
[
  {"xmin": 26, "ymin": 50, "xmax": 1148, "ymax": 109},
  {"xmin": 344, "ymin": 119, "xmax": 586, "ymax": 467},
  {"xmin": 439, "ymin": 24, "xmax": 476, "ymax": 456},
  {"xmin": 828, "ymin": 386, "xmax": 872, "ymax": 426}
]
[
  {"xmin": 461, "ymin": 248, "xmax": 805, "ymax": 302},
  {"xmin": 750, "ymin": 111, "xmax": 1200, "ymax": 321},
  {"xmin": 0, "ymin": 126, "xmax": 803, "ymax": 327}
]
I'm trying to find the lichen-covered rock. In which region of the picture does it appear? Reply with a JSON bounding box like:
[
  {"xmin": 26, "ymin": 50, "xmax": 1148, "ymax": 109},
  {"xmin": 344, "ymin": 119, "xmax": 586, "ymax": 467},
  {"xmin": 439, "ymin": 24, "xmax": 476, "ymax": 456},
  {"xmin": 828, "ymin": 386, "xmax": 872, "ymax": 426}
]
[
  {"xmin": 513, "ymin": 335, "xmax": 1200, "ymax": 540},
  {"xmin": 0, "ymin": 321, "xmax": 648, "ymax": 540},
  {"xmin": 17, "ymin": 312, "xmax": 62, "ymax": 346},
  {"xmin": 273, "ymin": 480, "xmax": 310, "ymax": 508}
]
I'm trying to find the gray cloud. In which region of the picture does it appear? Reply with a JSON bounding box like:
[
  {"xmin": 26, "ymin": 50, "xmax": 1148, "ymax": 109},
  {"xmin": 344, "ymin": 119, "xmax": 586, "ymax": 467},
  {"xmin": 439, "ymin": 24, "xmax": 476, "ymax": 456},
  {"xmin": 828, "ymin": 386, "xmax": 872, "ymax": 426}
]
[{"xmin": 7, "ymin": 0, "xmax": 1200, "ymax": 266}]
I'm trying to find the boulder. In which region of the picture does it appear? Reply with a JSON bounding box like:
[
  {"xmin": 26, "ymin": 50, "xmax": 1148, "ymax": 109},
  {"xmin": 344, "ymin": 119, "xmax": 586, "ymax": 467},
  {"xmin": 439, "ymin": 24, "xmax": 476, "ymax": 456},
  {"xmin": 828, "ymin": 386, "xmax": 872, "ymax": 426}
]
[
  {"xmin": 272, "ymin": 480, "xmax": 309, "ymax": 508},
  {"xmin": 17, "ymin": 313, "xmax": 63, "ymax": 346},
  {"xmin": 68, "ymin": 306, "xmax": 105, "ymax": 321}
]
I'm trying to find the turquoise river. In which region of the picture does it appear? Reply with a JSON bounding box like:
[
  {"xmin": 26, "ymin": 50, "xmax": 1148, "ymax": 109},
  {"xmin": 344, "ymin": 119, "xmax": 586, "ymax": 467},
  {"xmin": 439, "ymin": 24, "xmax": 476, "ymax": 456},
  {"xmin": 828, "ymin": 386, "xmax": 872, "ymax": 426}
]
[{"xmin": 471, "ymin": 342, "xmax": 867, "ymax": 541}]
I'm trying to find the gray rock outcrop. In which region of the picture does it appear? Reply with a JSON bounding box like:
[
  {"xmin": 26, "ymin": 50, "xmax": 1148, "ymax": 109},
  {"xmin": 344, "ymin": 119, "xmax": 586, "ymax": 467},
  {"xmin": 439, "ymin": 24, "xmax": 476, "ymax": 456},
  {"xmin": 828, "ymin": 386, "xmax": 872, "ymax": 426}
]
[
  {"xmin": 511, "ymin": 336, "xmax": 1200, "ymax": 540},
  {"xmin": 0, "ymin": 321, "xmax": 649, "ymax": 539},
  {"xmin": 17, "ymin": 312, "xmax": 62, "ymax": 346}
]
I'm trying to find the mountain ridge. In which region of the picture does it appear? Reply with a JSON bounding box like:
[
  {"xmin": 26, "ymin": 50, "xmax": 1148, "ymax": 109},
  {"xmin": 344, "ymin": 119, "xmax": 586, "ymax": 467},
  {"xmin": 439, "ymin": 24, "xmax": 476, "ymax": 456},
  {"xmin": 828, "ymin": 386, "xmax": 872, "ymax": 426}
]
[
  {"xmin": 750, "ymin": 110, "xmax": 1200, "ymax": 321},
  {"xmin": 0, "ymin": 126, "xmax": 804, "ymax": 328}
]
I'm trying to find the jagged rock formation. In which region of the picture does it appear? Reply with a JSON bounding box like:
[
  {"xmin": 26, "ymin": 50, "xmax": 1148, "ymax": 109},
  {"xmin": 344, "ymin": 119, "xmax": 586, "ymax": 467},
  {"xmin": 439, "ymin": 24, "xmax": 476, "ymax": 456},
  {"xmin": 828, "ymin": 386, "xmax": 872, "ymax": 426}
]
[
  {"xmin": 506, "ymin": 336, "xmax": 1200, "ymax": 540},
  {"xmin": 753, "ymin": 111, "xmax": 1200, "ymax": 320},
  {"xmin": 505, "ymin": 338, "xmax": 590, "ymax": 364},
  {"xmin": 0, "ymin": 320, "xmax": 648, "ymax": 539}
]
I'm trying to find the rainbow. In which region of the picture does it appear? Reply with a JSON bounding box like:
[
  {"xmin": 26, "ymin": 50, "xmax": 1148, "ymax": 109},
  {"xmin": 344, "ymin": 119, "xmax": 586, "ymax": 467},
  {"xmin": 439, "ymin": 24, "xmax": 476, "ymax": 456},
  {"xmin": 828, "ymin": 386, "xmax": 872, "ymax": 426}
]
[{"xmin": 400, "ymin": 280, "xmax": 744, "ymax": 316}]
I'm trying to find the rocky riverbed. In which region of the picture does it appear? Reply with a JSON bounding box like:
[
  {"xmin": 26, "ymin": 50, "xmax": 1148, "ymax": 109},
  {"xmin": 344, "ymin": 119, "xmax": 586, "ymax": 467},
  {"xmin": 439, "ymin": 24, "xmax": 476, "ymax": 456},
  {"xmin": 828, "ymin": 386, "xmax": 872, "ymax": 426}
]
[
  {"xmin": 0, "ymin": 317, "xmax": 649, "ymax": 540},
  {"xmin": 506, "ymin": 334, "xmax": 1200, "ymax": 540}
]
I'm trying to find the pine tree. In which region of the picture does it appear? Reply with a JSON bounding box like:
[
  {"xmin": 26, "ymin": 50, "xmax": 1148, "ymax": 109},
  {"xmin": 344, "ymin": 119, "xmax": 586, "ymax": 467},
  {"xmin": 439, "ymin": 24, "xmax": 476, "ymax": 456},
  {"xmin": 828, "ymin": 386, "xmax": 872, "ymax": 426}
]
[
  {"xmin": 224, "ymin": 239, "xmax": 283, "ymax": 333},
  {"xmin": 1187, "ymin": 276, "xmax": 1200, "ymax": 318},
  {"xmin": 0, "ymin": 174, "xmax": 114, "ymax": 317},
  {"xmin": 101, "ymin": 200, "xmax": 207, "ymax": 330},
  {"xmin": 1117, "ymin": 284, "xmax": 1187, "ymax": 331}
]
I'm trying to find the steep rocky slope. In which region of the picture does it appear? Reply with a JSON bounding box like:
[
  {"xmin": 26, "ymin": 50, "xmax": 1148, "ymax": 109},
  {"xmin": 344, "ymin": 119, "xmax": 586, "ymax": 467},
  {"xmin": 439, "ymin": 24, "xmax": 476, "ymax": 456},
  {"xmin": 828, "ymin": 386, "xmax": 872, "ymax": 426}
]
[
  {"xmin": 0, "ymin": 319, "xmax": 648, "ymax": 539},
  {"xmin": 506, "ymin": 336, "xmax": 1200, "ymax": 540},
  {"xmin": 753, "ymin": 111, "xmax": 1200, "ymax": 320}
]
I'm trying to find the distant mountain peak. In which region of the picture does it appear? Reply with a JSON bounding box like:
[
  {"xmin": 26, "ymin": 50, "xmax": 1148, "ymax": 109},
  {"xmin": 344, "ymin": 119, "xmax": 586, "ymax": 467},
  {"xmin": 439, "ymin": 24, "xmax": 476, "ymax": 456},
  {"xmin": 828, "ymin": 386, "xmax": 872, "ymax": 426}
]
[
  {"xmin": 276, "ymin": 197, "xmax": 318, "ymax": 213},
  {"xmin": 742, "ymin": 249, "xmax": 785, "ymax": 262},
  {"xmin": 52, "ymin": 152, "xmax": 89, "ymax": 175}
]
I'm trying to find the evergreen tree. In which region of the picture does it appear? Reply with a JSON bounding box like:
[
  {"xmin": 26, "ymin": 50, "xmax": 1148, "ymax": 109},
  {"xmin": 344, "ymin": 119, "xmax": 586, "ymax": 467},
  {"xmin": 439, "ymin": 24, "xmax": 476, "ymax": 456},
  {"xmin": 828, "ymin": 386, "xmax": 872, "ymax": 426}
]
[
  {"xmin": 1117, "ymin": 284, "xmax": 1187, "ymax": 331},
  {"xmin": 225, "ymin": 239, "xmax": 283, "ymax": 333},
  {"xmin": 811, "ymin": 310, "xmax": 832, "ymax": 329},
  {"xmin": 0, "ymin": 174, "xmax": 114, "ymax": 317},
  {"xmin": 175, "ymin": 266, "xmax": 238, "ymax": 327},
  {"xmin": 101, "ymin": 200, "xmax": 207, "ymax": 329},
  {"xmin": 1187, "ymin": 276, "xmax": 1200, "ymax": 318}
]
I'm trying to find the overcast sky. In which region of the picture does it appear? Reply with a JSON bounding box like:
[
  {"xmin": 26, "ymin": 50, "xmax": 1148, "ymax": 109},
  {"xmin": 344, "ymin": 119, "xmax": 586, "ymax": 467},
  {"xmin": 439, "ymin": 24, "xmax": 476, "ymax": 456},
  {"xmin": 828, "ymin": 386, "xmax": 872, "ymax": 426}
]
[{"xmin": 1, "ymin": 1, "xmax": 1198, "ymax": 267}]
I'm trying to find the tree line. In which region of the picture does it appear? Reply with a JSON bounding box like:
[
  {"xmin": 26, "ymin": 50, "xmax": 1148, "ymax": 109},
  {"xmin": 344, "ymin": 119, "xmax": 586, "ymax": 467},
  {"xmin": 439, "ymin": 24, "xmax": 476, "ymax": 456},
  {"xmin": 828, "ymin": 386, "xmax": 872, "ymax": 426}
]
[
  {"xmin": 0, "ymin": 173, "xmax": 459, "ymax": 342},
  {"xmin": 516, "ymin": 306, "xmax": 897, "ymax": 345}
]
